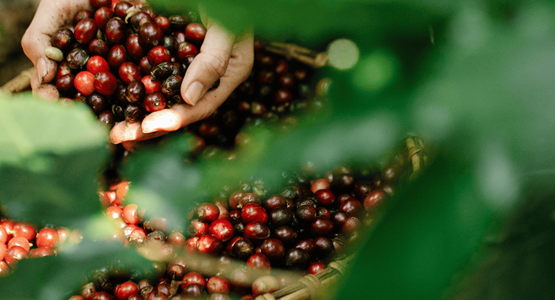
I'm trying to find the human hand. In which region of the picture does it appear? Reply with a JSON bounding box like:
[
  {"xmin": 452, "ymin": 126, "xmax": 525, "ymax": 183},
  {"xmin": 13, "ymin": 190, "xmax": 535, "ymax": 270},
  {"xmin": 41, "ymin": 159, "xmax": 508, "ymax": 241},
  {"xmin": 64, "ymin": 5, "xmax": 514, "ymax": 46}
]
[
  {"xmin": 110, "ymin": 20, "xmax": 254, "ymax": 150},
  {"xmin": 21, "ymin": 0, "xmax": 92, "ymax": 100}
]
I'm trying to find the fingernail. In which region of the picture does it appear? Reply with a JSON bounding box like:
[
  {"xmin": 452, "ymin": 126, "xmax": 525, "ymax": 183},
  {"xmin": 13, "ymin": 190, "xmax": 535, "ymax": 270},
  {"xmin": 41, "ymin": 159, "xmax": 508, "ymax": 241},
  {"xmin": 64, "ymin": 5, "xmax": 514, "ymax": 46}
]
[
  {"xmin": 184, "ymin": 81, "xmax": 204, "ymax": 106},
  {"xmin": 37, "ymin": 58, "xmax": 47, "ymax": 83}
]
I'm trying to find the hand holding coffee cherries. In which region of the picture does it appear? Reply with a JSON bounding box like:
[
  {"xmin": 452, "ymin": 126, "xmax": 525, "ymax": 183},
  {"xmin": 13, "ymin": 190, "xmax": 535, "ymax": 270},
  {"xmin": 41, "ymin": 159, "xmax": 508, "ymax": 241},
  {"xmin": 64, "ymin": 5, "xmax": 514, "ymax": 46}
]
[{"xmin": 22, "ymin": 0, "xmax": 254, "ymax": 149}]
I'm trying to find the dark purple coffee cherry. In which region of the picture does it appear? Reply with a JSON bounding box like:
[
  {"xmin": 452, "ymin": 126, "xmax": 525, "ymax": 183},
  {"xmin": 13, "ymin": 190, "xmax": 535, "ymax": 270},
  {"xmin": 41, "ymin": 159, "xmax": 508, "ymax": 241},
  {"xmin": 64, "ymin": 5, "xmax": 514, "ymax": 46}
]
[{"xmin": 285, "ymin": 248, "xmax": 310, "ymax": 269}]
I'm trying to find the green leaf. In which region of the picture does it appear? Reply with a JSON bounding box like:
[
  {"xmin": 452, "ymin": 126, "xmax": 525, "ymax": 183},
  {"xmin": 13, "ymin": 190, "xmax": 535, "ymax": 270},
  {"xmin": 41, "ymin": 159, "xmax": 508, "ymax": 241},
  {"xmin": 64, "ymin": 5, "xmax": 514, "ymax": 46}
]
[
  {"xmin": 0, "ymin": 94, "xmax": 110, "ymax": 226},
  {"xmin": 336, "ymin": 151, "xmax": 495, "ymax": 300},
  {"xmin": 0, "ymin": 239, "xmax": 152, "ymax": 300}
]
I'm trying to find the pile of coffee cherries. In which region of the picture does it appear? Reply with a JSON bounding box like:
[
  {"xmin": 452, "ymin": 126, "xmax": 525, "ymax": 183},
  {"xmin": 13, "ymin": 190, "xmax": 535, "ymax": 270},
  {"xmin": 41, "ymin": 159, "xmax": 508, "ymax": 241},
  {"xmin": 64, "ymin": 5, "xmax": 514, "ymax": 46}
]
[
  {"xmin": 87, "ymin": 155, "xmax": 409, "ymax": 299},
  {"xmin": 0, "ymin": 218, "xmax": 74, "ymax": 276},
  {"xmin": 50, "ymin": 0, "xmax": 206, "ymax": 126},
  {"xmin": 50, "ymin": 0, "xmax": 319, "ymax": 140}
]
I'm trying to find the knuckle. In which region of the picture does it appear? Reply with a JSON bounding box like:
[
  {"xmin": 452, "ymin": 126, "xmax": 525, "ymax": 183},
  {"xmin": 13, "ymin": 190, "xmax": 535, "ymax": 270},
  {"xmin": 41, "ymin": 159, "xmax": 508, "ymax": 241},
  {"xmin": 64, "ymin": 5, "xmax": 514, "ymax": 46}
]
[{"xmin": 203, "ymin": 52, "xmax": 228, "ymax": 79}]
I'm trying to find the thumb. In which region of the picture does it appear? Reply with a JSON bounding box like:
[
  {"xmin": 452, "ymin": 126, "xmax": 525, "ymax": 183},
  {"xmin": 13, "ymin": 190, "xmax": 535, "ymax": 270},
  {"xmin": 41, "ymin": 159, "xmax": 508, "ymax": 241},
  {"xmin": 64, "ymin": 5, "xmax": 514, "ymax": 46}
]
[{"xmin": 181, "ymin": 21, "xmax": 235, "ymax": 106}]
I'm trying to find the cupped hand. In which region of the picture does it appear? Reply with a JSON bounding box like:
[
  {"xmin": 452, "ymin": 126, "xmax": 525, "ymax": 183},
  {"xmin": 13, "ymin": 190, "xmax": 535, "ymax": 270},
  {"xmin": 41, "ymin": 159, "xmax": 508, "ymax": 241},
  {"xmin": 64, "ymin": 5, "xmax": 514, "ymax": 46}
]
[
  {"xmin": 110, "ymin": 20, "xmax": 254, "ymax": 150},
  {"xmin": 21, "ymin": 0, "xmax": 92, "ymax": 100}
]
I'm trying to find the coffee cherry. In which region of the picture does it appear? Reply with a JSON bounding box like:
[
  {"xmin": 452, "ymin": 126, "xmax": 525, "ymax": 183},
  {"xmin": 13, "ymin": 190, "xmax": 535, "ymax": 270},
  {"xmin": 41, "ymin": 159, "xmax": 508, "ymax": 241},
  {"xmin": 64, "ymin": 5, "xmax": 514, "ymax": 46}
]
[
  {"xmin": 74, "ymin": 71, "xmax": 96, "ymax": 96},
  {"xmin": 294, "ymin": 239, "xmax": 316, "ymax": 256},
  {"xmin": 74, "ymin": 18, "xmax": 98, "ymax": 44},
  {"xmin": 197, "ymin": 234, "xmax": 223, "ymax": 256},
  {"xmin": 296, "ymin": 205, "xmax": 317, "ymax": 223},
  {"xmin": 29, "ymin": 247, "xmax": 55, "ymax": 258},
  {"xmin": 331, "ymin": 211, "xmax": 348, "ymax": 228},
  {"xmin": 268, "ymin": 207, "xmax": 294, "ymax": 229},
  {"xmin": 4, "ymin": 246, "xmax": 27, "ymax": 267},
  {"xmin": 148, "ymin": 46, "xmax": 171, "ymax": 67},
  {"xmin": 106, "ymin": 205, "xmax": 123, "ymax": 219},
  {"xmin": 56, "ymin": 74, "xmax": 75, "ymax": 93},
  {"xmin": 244, "ymin": 223, "xmax": 270, "ymax": 244},
  {"xmin": 8, "ymin": 236, "xmax": 30, "ymax": 252},
  {"xmin": 246, "ymin": 253, "xmax": 271, "ymax": 270},
  {"xmin": 198, "ymin": 203, "xmax": 220, "ymax": 222},
  {"xmin": 126, "ymin": 34, "xmax": 146, "ymax": 60},
  {"xmin": 126, "ymin": 81, "xmax": 146, "ymax": 103},
  {"xmin": 284, "ymin": 248, "xmax": 310, "ymax": 269},
  {"xmin": 185, "ymin": 237, "xmax": 199, "ymax": 252},
  {"xmin": 315, "ymin": 189, "xmax": 335, "ymax": 206},
  {"xmin": 261, "ymin": 195, "xmax": 287, "ymax": 210},
  {"xmin": 311, "ymin": 217, "xmax": 334, "ymax": 237},
  {"xmin": 310, "ymin": 179, "xmax": 330, "ymax": 193},
  {"xmin": 182, "ymin": 284, "xmax": 205, "ymax": 298},
  {"xmin": 154, "ymin": 16, "xmax": 171, "ymax": 34},
  {"xmin": 206, "ymin": 276, "xmax": 230, "ymax": 294},
  {"xmin": 185, "ymin": 23, "xmax": 207, "ymax": 44},
  {"xmin": 208, "ymin": 219, "xmax": 234, "ymax": 242},
  {"xmin": 89, "ymin": 39, "xmax": 109, "ymax": 56},
  {"xmin": 106, "ymin": 17, "xmax": 127, "ymax": 45},
  {"xmin": 87, "ymin": 56, "xmax": 110, "ymax": 75},
  {"xmin": 129, "ymin": 227, "xmax": 147, "ymax": 244},
  {"xmin": 91, "ymin": 291, "xmax": 114, "ymax": 300},
  {"xmin": 107, "ymin": 45, "xmax": 127, "ymax": 69},
  {"xmin": 139, "ymin": 22, "xmax": 163, "ymax": 48},
  {"xmin": 142, "ymin": 92, "xmax": 166, "ymax": 112},
  {"xmin": 363, "ymin": 189, "xmax": 386, "ymax": 213},
  {"xmin": 36, "ymin": 228, "xmax": 58, "ymax": 248},
  {"xmin": 122, "ymin": 204, "xmax": 140, "ymax": 225},
  {"xmin": 88, "ymin": 92, "xmax": 109, "ymax": 114},
  {"xmin": 13, "ymin": 222, "xmax": 35, "ymax": 241},
  {"xmin": 112, "ymin": 1, "xmax": 131, "ymax": 18},
  {"xmin": 340, "ymin": 199, "xmax": 364, "ymax": 217},
  {"xmin": 94, "ymin": 71, "xmax": 118, "ymax": 96},
  {"xmin": 90, "ymin": 0, "xmax": 110, "ymax": 8},
  {"xmin": 260, "ymin": 238, "xmax": 285, "ymax": 261},
  {"xmin": 273, "ymin": 226, "xmax": 297, "ymax": 245},
  {"xmin": 314, "ymin": 236, "xmax": 335, "ymax": 259},
  {"xmin": 189, "ymin": 219, "xmax": 209, "ymax": 237},
  {"xmin": 231, "ymin": 238, "xmax": 254, "ymax": 260},
  {"xmin": 0, "ymin": 226, "xmax": 8, "ymax": 244},
  {"xmin": 67, "ymin": 48, "xmax": 90, "ymax": 70},
  {"xmin": 129, "ymin": 11, "xmax": 152, "ymax": 31},
  {"xmin": 73, "ymin": 10, "xmax": 93, "ymax": 25},
  {"xmin": 176, "ymin": 42, "xmax": 198, "ymax": 62},
  {"xmin": 119, "ymin": 62, "xmax": 142, "ymax": 85},
  {"xmin": 141, "ymin": 75, "xmax": 162, "ymax": 94},
  {"xmin": 182, "ymin": 272, "xmax": 206, "ymax": 288},
  {"xmin": 241, "ymin": 204, "xmax": 268, "ymax": 224},
  {"xmin": 0, "ymin": 243, "xmax": 7, "ymax": 261},
  {"xmin": 308, "ymin": 262, "xmax": 326, "ymax": 275},
  {"xmin": 115, "ymin": 281, "xmax": 139, "ymax": 299},
  {"xmin": 51, "ymin": 28, "xmax": 75, "ymax": 50}
]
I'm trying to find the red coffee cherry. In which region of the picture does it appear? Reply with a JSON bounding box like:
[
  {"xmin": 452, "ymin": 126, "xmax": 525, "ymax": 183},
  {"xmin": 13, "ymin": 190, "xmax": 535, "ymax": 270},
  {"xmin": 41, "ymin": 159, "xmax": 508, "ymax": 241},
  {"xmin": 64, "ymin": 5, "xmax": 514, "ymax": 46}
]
[
  {"xmin": 74, "ymin": 71, "xmax": 96, "ymax": 96},
  {"xmin": 363, "ymin": 189, "xmax": 387, "ymax": 213},
  {"xmin": 197, "ymin": 234, "xmax": 223, "ymax": 256},
  {"xmin": 340, "ymin": 199, "xmax": 364, "ymax": 217},
  {"xmin": 147, "ymin": 46, "xmax": 171, "ymax": 67},
  {"xmin": 94, "ymin": 71, "xmax": 118, "ymax": 96},
  {"xmin": 13, "ymin": 222, "xmax": 36, "ymax": 241},
  {"xmin": 244, "ymin": 223, "xmax": 270, "ymax": 244},
  {"xmin": 182, "ymin": 272, "xmax": 206, "ymax": 288},
  {"xmin": 74, "ymin": 18, "xmax": 98, "ymax": 44},
  {"xmin": 197, "ymin": 203, "xmax": 220, "ymax": 222},
  {"xmin": 208, "ymin": 219, "xmax": 234, "ymax": 242},
  {"xmin": 241, "ymin": 204, "xmax": 268, "ymax": 224},
  {"xmin": 308, "ymin": 262, "xmax": 326, "ymax": 275},
  {"xmin": 246, "ymin": 253, "xmax": 271, "ymax": 270},
  {"xmin": 4, "ymin": 246, "xmax": 28, "ymax": 267},
  {"xmin": 29, "ymin": 247, "xmax": 55, "ymax": 258},
  {"xmin": 89, "ymin": 39, "xmax": 109, "ymax": 56},
  {"xmin": 115, "ymin": 281, "xmax": 139, "ymax": 299},
  {"xmin": 36, "ymin": 228, "xmax": 58, "ymax": 248},
  {"xmin": 0, "ymin": 243, "xmax": 7, "ymax": 261},
  {"xmin": 106, "ymin": 17, "xmax": 127, "ymax": 45},
  {"xmin": 315, "ymin": 189, "xmax": 335, "ymax": 206},
  {"xmin": 119, "ymin": 62, "xmax": 142, "ymax": 85},
  {"xmin": 185, "ymin": 23, "xmax": 207, "ymax": 44},
  {"xmin": 0, "ymin": 225, "xmax": 8, "ymax": 244},
  {"xmin": 87, "ymin": 56, "xmax": 110, "ymax": 75},
  {"xmin": 122, "ymin": 204, "xmax": 140, "ymax": 225},
  {"xmin": 207, "ymin": 276, "xmax": 231, "ymax": 294},
  {"xmin": 189, "ymin": 219, "xmax": 209, "ymax": 237}
]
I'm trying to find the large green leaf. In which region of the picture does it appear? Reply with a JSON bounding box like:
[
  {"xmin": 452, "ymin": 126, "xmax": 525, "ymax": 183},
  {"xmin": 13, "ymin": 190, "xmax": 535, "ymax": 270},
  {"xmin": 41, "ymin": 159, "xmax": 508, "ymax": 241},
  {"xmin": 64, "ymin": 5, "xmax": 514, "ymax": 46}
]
[{"xmin": 0, "ymin": 94, "xmax": 109, "ymax": 226}]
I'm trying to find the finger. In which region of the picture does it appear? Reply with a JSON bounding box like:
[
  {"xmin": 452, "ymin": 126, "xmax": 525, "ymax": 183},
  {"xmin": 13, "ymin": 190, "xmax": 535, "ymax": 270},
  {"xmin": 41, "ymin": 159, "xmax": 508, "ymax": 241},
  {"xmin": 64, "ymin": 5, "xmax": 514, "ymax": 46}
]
[
  {"xmin": 110, "ymin": 121, "xmax": 168, "ymax": 144},
  {"xmin": 31, "ymin": 71, "xmax": 60, "ymax": 100},
  {"xmin": 181, "ymin": 21, "xmax": 235, "ymax": 106}
]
